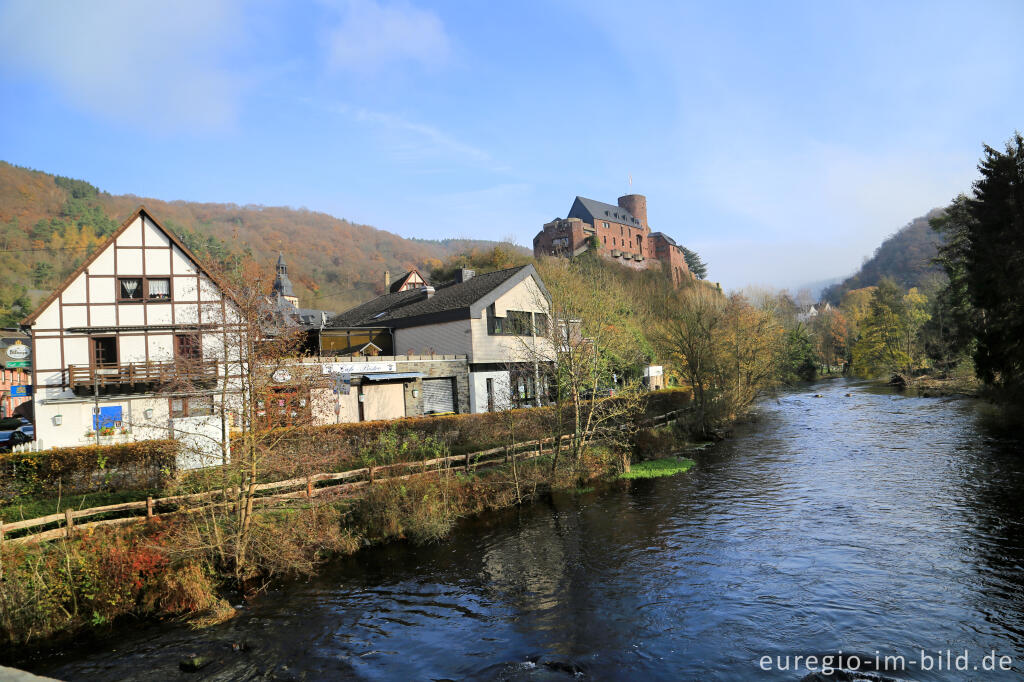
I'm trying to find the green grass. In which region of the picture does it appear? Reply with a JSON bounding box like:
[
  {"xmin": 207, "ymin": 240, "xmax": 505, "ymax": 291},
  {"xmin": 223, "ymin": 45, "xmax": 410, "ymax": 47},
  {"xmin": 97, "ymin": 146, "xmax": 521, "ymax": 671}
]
[
  {"xmin": 0, "ymin": 489, "xmax": 156, "ymax": 523},
  {"xmin": 619, "ymin": 457, "xmax": 696, "ymax": 480}
]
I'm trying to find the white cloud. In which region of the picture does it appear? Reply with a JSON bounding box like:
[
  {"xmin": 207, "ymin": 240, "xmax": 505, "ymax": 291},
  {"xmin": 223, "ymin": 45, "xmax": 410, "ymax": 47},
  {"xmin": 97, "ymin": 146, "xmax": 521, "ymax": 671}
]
[
  {"xmin": 0, "ymin": 0, "xmax": 244, "ymax": 132},
  {"xmin": 324, "ymin": 0, "xmax": 450, "ymax": 73}
]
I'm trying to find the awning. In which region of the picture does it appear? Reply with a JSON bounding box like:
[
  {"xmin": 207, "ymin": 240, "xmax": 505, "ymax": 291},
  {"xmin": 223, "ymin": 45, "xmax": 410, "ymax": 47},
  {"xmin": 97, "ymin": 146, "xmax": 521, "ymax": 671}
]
[{"xmin": 362, "ymin": 372, "xmax": 424, "ymax": 381}]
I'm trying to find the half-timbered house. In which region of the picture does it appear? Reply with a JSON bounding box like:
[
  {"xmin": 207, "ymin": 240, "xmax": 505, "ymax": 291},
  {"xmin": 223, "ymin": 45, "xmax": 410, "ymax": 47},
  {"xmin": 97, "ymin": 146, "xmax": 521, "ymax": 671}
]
[{"xmin": 22, "ymin": 207, "xmax": 241, "ymax": 466}]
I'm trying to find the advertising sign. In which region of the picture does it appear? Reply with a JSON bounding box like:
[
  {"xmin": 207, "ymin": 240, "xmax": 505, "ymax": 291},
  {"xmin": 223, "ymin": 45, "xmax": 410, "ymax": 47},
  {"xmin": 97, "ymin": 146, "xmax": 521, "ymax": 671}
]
[{"xmin": 322, "ymin": 361, "xmax": 396, "ymax": 375}]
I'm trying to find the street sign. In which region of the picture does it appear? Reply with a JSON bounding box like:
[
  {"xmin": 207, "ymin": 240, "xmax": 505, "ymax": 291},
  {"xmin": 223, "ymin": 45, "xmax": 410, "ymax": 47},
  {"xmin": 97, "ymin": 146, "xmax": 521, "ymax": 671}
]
[
  {"xmin": 6, "ymin": 360, "xmax": 29, "ymax": 368},
  {"xmin": 10, "ymin": 385, "xmax": 31, "ymax": 397}
]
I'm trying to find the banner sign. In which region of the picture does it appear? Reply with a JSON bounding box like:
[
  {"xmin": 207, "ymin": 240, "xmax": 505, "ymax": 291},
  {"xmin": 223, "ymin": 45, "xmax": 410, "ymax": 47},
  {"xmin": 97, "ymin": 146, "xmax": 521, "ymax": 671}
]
[
  {"xmin": 322, "ymin": 361, "xmax": 396, "ymax": 375},
  {"xmin": 10, "ymin": 385, "xmax": 31, "ymax": 397}
]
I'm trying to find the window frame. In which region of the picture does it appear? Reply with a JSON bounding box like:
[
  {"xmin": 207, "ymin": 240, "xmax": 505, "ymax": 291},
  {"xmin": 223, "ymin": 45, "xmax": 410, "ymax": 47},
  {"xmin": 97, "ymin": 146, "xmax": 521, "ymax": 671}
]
[
  {"xmin": 169, "ymin": 395, "xmax": 215, "ymax": 418},
  {"xmin": 117, "ymin": 276, "xmax": 174, "ymax": 302}
]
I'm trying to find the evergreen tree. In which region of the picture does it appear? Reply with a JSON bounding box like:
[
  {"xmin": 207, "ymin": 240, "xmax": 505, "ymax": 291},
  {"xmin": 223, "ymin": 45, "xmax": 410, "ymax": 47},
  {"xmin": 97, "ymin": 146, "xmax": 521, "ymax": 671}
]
[
  {"xmin": 965, "ymin": 133, "xmax": 1024, "ymax": 396},
  {"xmin": 682, "ymin": 247, "xmax": 708, "ymax": 279}
]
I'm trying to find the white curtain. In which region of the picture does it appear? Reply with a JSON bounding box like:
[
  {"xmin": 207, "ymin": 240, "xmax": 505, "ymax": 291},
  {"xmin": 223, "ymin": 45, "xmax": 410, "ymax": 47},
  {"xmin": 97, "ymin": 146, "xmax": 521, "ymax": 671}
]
[{"xmin": 148, "ymin": 279, "xmax": 170, "ymax": 299}]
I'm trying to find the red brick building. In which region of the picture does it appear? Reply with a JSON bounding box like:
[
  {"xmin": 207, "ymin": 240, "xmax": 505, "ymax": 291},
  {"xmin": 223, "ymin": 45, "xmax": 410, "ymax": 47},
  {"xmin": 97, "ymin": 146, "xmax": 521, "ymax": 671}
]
[{"xmin": 533, "ymin": 194, "xmax": 691, "ymax": 285}]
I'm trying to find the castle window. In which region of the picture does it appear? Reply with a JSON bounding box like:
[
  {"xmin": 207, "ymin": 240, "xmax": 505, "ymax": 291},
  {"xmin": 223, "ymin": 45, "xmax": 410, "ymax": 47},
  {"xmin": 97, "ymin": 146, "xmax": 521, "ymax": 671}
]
[{"xmin": 602, "ymin": 221, "xmax": 609, "ymax": 228}]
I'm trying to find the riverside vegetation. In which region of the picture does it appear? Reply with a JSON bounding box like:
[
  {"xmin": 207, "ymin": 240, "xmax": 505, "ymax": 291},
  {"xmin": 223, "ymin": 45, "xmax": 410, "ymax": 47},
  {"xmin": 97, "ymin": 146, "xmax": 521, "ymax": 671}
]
[{"xmin": 17, "ymin": 130, "xmax": 1024, "ymax": 654}]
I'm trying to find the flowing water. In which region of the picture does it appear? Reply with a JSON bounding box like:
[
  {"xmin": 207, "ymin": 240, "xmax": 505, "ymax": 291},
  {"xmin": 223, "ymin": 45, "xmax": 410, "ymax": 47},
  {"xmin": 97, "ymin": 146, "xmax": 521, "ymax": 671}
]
[{"xmin": 27, "ymin": 379, "xmax": 1024, "ymax": 680}]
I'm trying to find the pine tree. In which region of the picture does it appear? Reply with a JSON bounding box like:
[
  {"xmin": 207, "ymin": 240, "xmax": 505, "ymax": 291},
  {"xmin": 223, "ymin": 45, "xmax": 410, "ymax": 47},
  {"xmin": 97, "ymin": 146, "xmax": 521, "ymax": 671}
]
[{"xmin": 965, "ymin": 133, "xmax": 1024, "ymax": 396}]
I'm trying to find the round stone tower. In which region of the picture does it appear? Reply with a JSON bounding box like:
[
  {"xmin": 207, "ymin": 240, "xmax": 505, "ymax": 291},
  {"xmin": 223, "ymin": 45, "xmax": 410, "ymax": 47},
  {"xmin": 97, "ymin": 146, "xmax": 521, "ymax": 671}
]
[{"xmin": 617, "ymin": 194, "xmax": 648, "ymax": 231}]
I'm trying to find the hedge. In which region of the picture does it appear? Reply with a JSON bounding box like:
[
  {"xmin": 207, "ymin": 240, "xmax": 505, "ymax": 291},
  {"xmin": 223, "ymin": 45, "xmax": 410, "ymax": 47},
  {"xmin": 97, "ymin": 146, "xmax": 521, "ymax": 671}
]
[
  {"xmin": 262, "ymin": 388, "xmax": 692, "ymax": 479},
  {"xmin": 0, "ymin": 440, "xmax": 178, "ymax": 505}
]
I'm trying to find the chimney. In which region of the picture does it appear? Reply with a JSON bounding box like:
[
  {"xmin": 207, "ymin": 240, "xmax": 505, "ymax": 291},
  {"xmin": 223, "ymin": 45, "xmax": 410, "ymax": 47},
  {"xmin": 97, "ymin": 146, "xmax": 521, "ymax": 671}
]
[
  {"xmin": 455, "ymin": 268, "xmax": 475, "ymax": 284},
  {"xmin": 424, "ymin": 285, "xmax": 435, "ymax": 299},
  {"xmin": 617, "ymin": 194, "xmax": 648, "ymax": 231},
  {"xmin": 384, "ymin": 270, "xmax": 390, "ymax": 289}
]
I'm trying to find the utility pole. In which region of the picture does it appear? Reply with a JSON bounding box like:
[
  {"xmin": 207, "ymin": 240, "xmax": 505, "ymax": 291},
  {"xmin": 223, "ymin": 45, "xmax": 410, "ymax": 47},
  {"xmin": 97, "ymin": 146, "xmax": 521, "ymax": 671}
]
[{"xmin": 93, "ymin": 370, "xmax": 100, "ymax": 446}]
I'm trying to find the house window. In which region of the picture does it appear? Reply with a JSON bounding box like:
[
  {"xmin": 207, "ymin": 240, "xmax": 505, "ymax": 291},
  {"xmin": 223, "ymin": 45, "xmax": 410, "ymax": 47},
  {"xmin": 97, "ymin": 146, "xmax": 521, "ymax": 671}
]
[
  {"xmin": 118, "ymin": 277, "xmax": 173, "ymax": 301},
  {"xmin": 175, "ymin": 334, "xmax": 202, "ymax": 361},
  {"xmin": 488, "ymin": 308, "xmax": 534, "ymax": 336},
  {"xmin": 147, "ymin": 278, "xmax": 170, "ymax": 300},
  {"xmin": 602, "ymin": 221, "xmax": 609, "ymax": 228},
  {"xmin": 170, "ymin": 395, "xmax": 214, "ymax": 418},
  {"xmin": 534, "ymin": 313, "xmax": 549, "ymax": 335},
  {"xmin": 119, "ymin": 278, "xmax": 143, "ymax": 300}
]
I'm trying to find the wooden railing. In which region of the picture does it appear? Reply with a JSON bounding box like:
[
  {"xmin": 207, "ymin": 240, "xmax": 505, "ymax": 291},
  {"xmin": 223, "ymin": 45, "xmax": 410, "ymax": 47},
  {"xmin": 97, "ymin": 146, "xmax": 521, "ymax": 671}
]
[
  {"xmin": 0, "ymin": 409, "xmax": 686, "ymax": 545},
  {"xmin": 67, "ymin": 360, "xmax": 219, "ymax": 395}
]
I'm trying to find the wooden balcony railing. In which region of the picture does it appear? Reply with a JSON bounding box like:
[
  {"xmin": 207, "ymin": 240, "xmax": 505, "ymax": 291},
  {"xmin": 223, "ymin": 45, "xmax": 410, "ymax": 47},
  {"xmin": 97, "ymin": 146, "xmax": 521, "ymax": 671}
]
[{"xmin": 67, "ymin": 360, "xmax": 219, "ymax": 395}]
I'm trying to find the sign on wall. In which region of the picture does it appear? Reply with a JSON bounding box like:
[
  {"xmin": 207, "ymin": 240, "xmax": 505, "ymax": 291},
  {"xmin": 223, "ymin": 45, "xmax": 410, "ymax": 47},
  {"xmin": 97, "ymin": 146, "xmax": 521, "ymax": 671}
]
[
  {"xmin": 5, "ymin": 342, "xmax": 30, "ymax": 361},
  {"xmin": 322, "ymin": 361, "xmax": 396, "ymax": 375},
  {"xmin": 9, "ymin": 385, "xmax": 31, "ymax": 398}
]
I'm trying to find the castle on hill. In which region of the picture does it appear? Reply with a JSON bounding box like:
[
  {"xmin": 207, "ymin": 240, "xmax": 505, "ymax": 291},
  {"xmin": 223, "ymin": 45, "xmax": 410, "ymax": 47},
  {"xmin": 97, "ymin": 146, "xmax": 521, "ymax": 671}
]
[{"xmin": 532, "ymin": 193, "xmax": 691, "ymax": 285}]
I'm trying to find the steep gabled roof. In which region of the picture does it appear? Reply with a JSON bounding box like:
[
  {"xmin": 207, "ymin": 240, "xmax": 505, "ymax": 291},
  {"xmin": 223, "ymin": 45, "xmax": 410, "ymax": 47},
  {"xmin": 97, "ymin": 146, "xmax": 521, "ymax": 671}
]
[
  {"xmin": 22, "ymin": 206, "xmax": 236, "ymax": 326},
  {"xmin": 332, "ymin": 264, "xmax": 549, "ymax": 329},
  {"xmin": 389, "ymin": 268, "xmax": 427, "ymax": 293},
  {"xmin": 568, "ymin": 196, "xmax": 642, "ymax": 227}
]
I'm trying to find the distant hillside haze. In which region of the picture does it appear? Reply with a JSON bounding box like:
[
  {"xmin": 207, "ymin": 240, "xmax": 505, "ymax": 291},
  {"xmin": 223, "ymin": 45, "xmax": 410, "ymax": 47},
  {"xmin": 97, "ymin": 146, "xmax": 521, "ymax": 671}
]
[
  {"xmin": 0, "ymin": 161, "xmax": 524, "ymax": 317},
  {"xmin": 822, "ymin": 208, "xmax": 946, "ymax": 303}
]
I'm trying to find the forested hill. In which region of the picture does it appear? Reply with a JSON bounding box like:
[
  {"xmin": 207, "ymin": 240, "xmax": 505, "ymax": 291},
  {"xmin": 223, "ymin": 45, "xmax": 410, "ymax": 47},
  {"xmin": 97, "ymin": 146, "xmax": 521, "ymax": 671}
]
[
  {"xmin": 822, "ymin": 208, "xmax": 946, "ymax": 303},
  {"xmin": 0, "ymin": 162, "xmax": 522, "ymax": 323}
]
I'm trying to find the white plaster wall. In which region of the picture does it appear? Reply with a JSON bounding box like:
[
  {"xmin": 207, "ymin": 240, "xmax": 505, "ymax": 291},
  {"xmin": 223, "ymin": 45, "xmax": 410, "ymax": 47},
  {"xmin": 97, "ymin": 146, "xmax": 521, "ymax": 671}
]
[
  {"xmin": 171, "ymin": 246, "xmax": 197, "ymax": 275},
  {"xmin": 90, "ymin": 277, "xmax": 116, "ymax": 304},
  {"xmin": 63, "ymin": 273, "xmax": 87, "ymax": 304},
  {"xmin": 469, "ymin": 370, "xmax": 510, "ymax": 413},
  {"xmin": 119, "ymin": 305, "xmax": 145, "ymax": 326},
  {"xmin": 493, "ymin": 277, "xmax": 548, "ymax": 316},
  {"xmin": 35, "ymin": 303, "xmax": 59, "ymax": 329},
  {"xmin": 148, "ymin": 304, "xmax": 172, "ymax": 325},
  {"xmin": 120, "ymin": 335, "xmax": 147, "ymax": 362},
  {"xmin": 62, "ymin": 305, "xmax": 87, "ymax": 328},
  {"xmin": 143, "ymin": 217, "xmax": 171, "ymax": 247},
  {"xmin": 173, "ymin": 276, "xmax": 199, "ymax": 301},
  {"xmin": 148, "ymin": 334, "xmax": 174, "ymax": 361},
  {"xmin": 64, "ymin": 336, "xmax": 90, "ymax": 366},
  {"xmin": 35, "ymin": 337, "xmax": 62, "ymax": 364},
  {"xmin": 145, "ymin": 249, "xmax": 172, "ymax": 275},
  {"xmin": 118, "ymin": 248, "xmax": 143, "ymax": 273},
  {"xmin": 120, "ymin": 217, "xmax": 144, "ymax": 246},
  {"xmin": 91, "ymin": 248, "xmax": 115, "ymax": 274},
  {"xmin": 91, "ymin": 305, "xmax": 116, "ymax": 326}
]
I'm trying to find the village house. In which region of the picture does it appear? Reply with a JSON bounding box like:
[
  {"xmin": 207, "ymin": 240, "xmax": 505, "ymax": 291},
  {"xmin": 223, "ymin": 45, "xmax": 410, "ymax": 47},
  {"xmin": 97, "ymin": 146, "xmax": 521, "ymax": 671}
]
[
  {"xmin": 533, "ymin": 193, "xmax": 692, "ymax": 285},
  {"xmin": 330, "ymin": 265, "xmax": 553, "ymax": 413},
  {"xmin": 21, "ymin": 207, "xmax": 242, "ymax": 466}
]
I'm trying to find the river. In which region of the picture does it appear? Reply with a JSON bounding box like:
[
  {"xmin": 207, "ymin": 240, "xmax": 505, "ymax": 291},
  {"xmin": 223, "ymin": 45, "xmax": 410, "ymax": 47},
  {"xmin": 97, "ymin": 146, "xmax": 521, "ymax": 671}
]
[{"xmin": 27, "ymin": 379, "xmax": 1024, "ymax": 680}]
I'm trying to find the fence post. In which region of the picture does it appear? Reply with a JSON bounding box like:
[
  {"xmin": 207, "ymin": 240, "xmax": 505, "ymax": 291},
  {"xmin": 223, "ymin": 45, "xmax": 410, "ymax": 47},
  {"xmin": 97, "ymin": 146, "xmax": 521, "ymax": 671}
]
[
  {"xmin": 465, "ymin": 452, "xmax": 471, "ymax": 471},
  {"xmin": 64, "ymin": 509, "xmax": 75, "ymax": 538},
  {"xmin": 146, "ymin": 496, "xmax": 154, "ymax": 518},
  {"xmin": 306, "ymin": 477, "xmax": 313, "ymax": 498},
  {"xmin": 0, "ymin": 520, "xmax": 4, "ymax": 548},
  {"xmin": 369, "ymin": 466, "xmax": 375, "ymax": 484}
]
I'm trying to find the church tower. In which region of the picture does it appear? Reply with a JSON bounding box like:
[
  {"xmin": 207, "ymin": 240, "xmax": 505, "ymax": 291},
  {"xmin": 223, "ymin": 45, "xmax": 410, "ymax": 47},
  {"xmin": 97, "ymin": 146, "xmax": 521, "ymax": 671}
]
[{"xmin": 272, "ymin": 253, "xmax": 299, "ymax": 308}]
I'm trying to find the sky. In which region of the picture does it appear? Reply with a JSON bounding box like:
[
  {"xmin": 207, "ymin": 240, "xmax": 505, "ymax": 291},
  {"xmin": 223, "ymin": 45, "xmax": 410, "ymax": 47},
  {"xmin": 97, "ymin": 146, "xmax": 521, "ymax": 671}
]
[{"xmin": 1, "ymin": 0, "xmax": 1022, "ymax": 292}]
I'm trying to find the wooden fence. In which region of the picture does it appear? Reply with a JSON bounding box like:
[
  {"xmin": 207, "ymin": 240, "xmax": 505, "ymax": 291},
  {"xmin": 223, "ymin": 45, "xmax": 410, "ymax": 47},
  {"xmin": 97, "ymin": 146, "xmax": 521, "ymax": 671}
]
[{"xmin": 0, "ymin": 410, "xmax": 684, "ymax": 546}]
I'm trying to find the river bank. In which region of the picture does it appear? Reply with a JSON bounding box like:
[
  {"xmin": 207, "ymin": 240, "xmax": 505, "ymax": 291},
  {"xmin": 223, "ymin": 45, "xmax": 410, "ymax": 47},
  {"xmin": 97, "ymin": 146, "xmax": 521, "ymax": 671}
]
[
  {"xmin": 19, "ymin": 377, "xmax": 1024, "ymax": 681},
  {"xmin": 0, "ymin": 410, "xmax": 703, "ymax": 664}
]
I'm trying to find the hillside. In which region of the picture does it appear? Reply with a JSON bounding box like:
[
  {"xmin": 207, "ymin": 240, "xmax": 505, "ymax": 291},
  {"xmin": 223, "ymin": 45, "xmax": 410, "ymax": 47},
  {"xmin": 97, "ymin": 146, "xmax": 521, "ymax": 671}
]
[
  {"xmin": 0, "ymin": 162, "xmax": 522, "ymax": 323},
  {"xmin": 822, "ymin": 208, "xmax": 946, "ymax": 303}
]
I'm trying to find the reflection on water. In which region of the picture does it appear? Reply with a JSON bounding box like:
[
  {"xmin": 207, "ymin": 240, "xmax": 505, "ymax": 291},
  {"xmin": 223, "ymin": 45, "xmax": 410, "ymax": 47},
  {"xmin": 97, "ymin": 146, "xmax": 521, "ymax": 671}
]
[{"xmin": 29, "ymin": 379, "xmax": 1024, "ymax": 680}]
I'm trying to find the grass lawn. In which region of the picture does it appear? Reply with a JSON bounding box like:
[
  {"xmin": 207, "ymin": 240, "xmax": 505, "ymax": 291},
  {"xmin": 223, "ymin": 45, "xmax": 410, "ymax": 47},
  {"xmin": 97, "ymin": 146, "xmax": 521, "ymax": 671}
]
[
  {"xmin": 0, "ymin": 489, "xmax": 156, "ymax": 523},
  {"xmin": 620, "ymin": 457, "xmax": 696, "ymax": 480}
]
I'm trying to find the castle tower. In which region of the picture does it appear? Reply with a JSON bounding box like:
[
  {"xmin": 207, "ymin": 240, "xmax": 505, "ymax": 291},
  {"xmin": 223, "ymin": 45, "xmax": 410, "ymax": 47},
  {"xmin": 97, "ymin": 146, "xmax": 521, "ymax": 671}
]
[
  {"xmin": 272, "ymin": 253, "xmax": 299, "ymax": 308},
  {"xmin": 617, "ymin": 194, "xmax": 648, "ymax": 231}
]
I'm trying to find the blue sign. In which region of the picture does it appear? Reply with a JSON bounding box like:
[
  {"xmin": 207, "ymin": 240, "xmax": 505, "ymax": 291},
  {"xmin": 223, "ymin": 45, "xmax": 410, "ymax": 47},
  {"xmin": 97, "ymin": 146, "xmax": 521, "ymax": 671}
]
[
  {"xmin": 9, "ymin": 385, "xmax": 31, "ymax": 398},
  {"xmin": 93, "ymin": 406, "xmax": 123, "ymax": 430}
]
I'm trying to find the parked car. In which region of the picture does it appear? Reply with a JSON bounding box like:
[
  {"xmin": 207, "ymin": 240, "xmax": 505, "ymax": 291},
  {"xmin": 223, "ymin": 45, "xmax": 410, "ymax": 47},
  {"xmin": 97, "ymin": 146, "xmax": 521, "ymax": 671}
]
[
  {"xmin": 17, "ymin": 423, "xmax": 34, "ymax": 441},
  {"xmin": 0, "ymin": 428, "xmax": 30, "ymax": 451}
]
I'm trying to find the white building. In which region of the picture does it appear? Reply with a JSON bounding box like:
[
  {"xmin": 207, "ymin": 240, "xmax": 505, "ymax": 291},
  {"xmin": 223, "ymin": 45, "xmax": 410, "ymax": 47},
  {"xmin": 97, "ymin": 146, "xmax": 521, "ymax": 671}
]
[
  {"xmin": 331, "ymin": 266, "xmax": 553, "ymax": 412},
  {"xmin": 22, "ymin": 207, "xmax": 241, "ymax": 467}
]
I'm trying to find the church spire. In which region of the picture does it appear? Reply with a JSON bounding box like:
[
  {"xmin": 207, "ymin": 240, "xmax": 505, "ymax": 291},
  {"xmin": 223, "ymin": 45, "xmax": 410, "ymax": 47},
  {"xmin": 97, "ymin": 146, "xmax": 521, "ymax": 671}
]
[{"xmin": 272, "ymin": 252, "xmax": 298, "ymax": 307}]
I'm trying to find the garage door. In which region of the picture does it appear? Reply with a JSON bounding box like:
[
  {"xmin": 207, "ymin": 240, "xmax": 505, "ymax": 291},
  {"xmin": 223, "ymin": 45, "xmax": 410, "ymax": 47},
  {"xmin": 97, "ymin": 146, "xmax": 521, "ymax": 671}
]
[{"xmin": 422, "ymin": 378, "xmax": 456, "ymax": 414}]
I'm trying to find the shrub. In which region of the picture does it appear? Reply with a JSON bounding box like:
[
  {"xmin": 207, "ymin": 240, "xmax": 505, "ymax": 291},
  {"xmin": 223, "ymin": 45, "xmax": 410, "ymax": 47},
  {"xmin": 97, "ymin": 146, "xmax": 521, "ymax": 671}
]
[{"xmin": 0, "ymin": 440, "xmax": 178, "ymax": 505}]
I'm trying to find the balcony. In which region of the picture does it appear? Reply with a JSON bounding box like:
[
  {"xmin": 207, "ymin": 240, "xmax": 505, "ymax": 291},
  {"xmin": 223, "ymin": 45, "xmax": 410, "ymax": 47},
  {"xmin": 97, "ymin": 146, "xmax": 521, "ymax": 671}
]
[{"xmin": 67, "ymin": 360, "xmax": 219, "ymax": 396}]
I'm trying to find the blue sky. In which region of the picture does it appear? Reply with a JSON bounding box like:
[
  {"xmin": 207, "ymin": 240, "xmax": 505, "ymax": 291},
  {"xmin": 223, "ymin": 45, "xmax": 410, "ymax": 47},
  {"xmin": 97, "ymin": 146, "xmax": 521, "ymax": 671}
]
[{"xmin": 1, "ymin": 0, "xmax": 1022, "ymax": 291}]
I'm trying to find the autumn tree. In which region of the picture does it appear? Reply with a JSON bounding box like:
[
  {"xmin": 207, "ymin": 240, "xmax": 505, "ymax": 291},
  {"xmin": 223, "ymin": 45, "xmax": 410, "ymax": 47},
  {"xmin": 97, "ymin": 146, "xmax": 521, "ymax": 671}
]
[{"xmin": 850, "ymin": 279, "xmax": 930, "ymax": 379}]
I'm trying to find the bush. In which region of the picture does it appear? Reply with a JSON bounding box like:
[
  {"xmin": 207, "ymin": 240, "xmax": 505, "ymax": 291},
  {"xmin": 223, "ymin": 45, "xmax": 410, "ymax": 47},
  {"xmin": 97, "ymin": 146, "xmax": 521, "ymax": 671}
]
[{"xmin": 0, "ymin": 440, "xmax": 178, "ymax": 505}]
